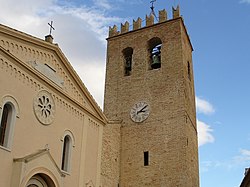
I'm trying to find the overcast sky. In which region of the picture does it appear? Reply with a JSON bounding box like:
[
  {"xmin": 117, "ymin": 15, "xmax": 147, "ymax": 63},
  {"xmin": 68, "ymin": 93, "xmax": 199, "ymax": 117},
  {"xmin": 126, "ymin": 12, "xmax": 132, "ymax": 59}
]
[{"xmin": 1, "ymin": 0, "xmax": 250, "ymax": 186}]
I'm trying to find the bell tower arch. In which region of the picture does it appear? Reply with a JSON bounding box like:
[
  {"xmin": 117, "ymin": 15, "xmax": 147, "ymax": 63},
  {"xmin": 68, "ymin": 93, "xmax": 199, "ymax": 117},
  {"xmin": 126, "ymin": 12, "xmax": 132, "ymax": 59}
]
[
  {"xmin": 101, "ymin": 6, "xmax": 199, "ymax": 187},
  {"xmin": 147, "ymin": 37, "xmax": 162, "ymax": 69}
]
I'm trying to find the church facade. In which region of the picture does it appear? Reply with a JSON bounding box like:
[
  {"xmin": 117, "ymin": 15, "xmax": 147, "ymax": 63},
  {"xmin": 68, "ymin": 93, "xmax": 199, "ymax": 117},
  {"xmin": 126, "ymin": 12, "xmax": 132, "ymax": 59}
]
[
  {"xmin": 0, "ymin": 6, "xmax": 199, "ymax": 187},
  {"xmin": 0, "ymin": 24, "xmax": 106, "ymax": 186}
]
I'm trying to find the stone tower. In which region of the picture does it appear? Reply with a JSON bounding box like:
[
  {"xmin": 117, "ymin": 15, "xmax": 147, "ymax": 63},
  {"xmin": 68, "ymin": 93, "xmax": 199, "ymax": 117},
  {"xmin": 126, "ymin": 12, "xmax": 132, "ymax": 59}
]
[{"xmin": 101, "ymin": 6, "xmax": 199, "ymax": 187}]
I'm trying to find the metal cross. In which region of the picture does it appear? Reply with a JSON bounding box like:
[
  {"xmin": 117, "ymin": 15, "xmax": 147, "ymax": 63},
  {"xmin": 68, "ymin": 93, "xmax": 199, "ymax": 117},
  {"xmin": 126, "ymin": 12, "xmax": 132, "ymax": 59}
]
[
  {"xmin": 150, "ymin": 0, "xmax": 156, "ymax": 11},
  {"xmin": 150, "ymin": 0, "xmax": 158, "ymax": 21},
  {"xmin": 48, "ymin": 21, "xmax": 55, "ymax": 35}
]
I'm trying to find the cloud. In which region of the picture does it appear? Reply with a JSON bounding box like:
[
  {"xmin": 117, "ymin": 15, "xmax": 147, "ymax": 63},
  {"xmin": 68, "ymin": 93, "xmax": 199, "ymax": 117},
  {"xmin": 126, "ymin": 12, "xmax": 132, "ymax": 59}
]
[
  {"xmin": 200, "ymin": 160, "xmax": 223, "ymax": 173},
  {"xmin": 93, "ymin": 0, "xmax": 143, "ymax": 9},
  {"xmin": 73, "ymin": 62, "xmax": 105, "ymax": 108},
  {"xmin": 93, "ymin": 0, "xmax": 112, "ymax": 9},
  {"xmin": 197, "ymin": 119, "xmax": 215, "ymax": 146},
  {"xmin": 233, "ymin": 149, "xmax": 250, "ymax": 164},
  {"xmin": 195, "ymin": 97, "xmax": 215, "ymax": 146},
  {"xmin": 240, "ymin": 0, "xmax": 250, "ymax": 4},
  {"xmin": 201, "ymin": 149, "xmax": 250, "ymax": 173},
  {"xmin": 196, "ymin": 96, "xmax": 215, "ymax": 115},
  {"xmin": 0, "ymin": 0, "xmax": 122, "ymax": 108},
  {"xmin": 240, "ymin": 149, "xmax": 250, "ymax": 157}
]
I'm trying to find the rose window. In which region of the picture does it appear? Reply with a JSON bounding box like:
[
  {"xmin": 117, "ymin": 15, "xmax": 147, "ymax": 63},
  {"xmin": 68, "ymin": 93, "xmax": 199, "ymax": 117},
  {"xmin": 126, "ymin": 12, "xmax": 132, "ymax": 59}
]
[{"xmin": 34, "ymin": 90, "xmax": 55, "ymax": 125}]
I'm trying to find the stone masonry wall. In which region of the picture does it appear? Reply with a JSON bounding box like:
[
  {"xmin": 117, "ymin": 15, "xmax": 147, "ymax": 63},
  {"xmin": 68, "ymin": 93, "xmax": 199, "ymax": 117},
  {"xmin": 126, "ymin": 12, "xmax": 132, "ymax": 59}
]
[{"xmin": 102, "ymin": 6, "xmax": 199, "ymax": 187}]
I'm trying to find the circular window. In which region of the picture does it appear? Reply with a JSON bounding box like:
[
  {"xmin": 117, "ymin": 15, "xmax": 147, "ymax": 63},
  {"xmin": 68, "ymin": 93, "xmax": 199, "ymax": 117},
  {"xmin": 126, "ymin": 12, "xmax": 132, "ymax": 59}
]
[{"xmin": 33, "ymin": 90, "xmax": 55, "ymax": 125}]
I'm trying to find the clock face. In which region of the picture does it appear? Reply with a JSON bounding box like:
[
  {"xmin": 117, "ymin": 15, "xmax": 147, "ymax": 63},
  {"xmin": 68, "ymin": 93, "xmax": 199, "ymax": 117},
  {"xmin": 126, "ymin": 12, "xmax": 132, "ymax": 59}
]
[{"xmin": 130, "ymin": 101, "xmax": 150, "ymax": 123}]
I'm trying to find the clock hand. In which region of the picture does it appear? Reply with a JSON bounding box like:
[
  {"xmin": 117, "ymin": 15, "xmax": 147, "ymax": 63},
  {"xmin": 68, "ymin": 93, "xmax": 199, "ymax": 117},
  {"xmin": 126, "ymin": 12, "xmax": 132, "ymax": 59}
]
[{"xmin": 137, "ymin": 105, "xmax": 148, "ymax": 114}]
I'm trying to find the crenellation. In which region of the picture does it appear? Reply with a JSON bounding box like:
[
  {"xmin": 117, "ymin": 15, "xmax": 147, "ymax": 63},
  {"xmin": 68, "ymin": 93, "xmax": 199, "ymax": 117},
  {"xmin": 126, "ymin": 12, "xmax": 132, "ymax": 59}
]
[
  {"xmin": 121, "ymin": 21, "xmax": 129, "ymax": 34},
  {"xmin": 109, "ymin": 25, "xmax": 120, "ymax": 37},
  {"xmin": 172, "ymin": 5, "xmax": 180, "ymax": 19},
  {"xmin": 159, "ymin": 9, "xmax": 167, "ymax": 23},
  {"xmin": 146, "ymin": 14, "xmax": 154, "ymax": 26},
  {"xmin": 133, "ymin": 17, "xmax": 142, "ymax": 30},
  {"xmin": 108, "ymin": 6, "xmax": 181, "ymax": 38}
]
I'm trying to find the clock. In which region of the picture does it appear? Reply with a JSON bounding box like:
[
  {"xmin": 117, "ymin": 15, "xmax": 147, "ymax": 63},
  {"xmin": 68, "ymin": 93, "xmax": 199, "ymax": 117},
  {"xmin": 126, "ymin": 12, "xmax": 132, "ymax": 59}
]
[{"xmin": 130, "ymin": 101, "xmax": 150, "ymax": 123}]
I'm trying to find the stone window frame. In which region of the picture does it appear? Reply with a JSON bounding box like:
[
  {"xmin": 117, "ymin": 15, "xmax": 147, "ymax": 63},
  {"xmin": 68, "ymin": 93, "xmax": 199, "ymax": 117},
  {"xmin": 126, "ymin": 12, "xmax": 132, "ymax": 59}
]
[
  {"xmin": 60, "ymin": 130, "xmax": 75, "ymax": 173},
  {"xmin": 0, "ymin": 95, "xmax": 19, "ymax": 151}
]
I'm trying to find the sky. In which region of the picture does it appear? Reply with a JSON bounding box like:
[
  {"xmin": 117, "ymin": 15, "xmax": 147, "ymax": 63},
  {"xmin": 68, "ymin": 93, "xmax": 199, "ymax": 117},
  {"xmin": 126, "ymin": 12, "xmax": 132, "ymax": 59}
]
[{"xmin": 0, "ymin": 0, "xmax": 250, "ymax": 186}]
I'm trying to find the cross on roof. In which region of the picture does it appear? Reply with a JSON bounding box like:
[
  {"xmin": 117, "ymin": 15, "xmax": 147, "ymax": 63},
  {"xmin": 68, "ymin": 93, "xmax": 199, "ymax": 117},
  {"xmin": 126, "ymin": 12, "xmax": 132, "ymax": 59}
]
[
  {"xmin": 150, "ymin": 0, "xmax": 158, "ymax": 21},
  {"xmin": 48, "ymin": 21, "xmax": 55, "ymax": 35},
  {"xmin": 150, "ymin": 0, "xmax": 156, "ymax": 10}
]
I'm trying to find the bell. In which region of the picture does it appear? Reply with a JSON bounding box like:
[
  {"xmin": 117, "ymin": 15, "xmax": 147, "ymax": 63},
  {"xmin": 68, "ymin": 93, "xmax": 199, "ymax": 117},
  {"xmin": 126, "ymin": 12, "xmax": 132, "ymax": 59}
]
[
  {"xmin": 125, "ymin": 57, "xmax": 132, "ymax": 71},
  {"xmin": 151, "ymin": 55, "xmax": 161, "ymax": 69},
  {"xmin": 125, "ymin": 61, "xmax": 132, "ymax": 71}
]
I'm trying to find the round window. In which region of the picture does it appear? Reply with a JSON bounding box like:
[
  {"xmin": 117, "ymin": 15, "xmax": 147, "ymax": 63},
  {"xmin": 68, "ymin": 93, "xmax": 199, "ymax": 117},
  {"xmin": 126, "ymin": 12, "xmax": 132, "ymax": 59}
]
[{"xmin": 33, "ymin": 90, "xmax": 55, "ymax": 125}]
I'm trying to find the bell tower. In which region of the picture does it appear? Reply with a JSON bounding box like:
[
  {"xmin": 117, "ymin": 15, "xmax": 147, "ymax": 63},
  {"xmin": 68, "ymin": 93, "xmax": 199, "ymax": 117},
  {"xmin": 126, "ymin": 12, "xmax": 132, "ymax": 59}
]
[{"xmin": 101, "ymin": 6, "xmax": 199, "ymax": 187}]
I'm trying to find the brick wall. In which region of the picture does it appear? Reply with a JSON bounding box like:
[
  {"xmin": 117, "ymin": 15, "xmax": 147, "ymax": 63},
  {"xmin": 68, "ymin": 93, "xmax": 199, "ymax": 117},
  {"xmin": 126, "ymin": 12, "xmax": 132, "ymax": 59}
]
[{"xmin": 102, "ymin": 14, "xmax": 199, "ymax": 187}]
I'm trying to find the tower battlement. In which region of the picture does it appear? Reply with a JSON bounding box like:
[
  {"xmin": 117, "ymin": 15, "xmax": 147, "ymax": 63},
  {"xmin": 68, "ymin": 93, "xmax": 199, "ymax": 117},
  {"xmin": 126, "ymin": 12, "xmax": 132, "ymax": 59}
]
[{"xmin": 109, "ymin": 5, "xmax": 180, "ymax": 37}]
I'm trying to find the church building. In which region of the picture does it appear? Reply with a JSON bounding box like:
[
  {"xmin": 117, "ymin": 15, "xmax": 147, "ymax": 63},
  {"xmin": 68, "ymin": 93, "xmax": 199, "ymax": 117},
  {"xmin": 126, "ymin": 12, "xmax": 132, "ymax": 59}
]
[
  {"xmin": 0, "ymin": 6, "xmax": 199, "ymax": 187},
  {"xmin": 0, "ymin": 23, "xmax": 106, "ymax": 186}
]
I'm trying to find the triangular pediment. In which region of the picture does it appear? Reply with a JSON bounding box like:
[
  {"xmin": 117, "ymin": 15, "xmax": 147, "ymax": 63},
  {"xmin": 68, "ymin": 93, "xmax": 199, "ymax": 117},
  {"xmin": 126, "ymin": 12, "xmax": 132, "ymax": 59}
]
[
  {"xmin": 0, "ymin": 24, "xmax": 107, "ymax": 124},
  {"xmin": 13, "ymin": 148, "xmax": 63, "ymax": 176},
  {"xmin": 12, "ymin": 149, "xmax": 64, "ymax": 187}
]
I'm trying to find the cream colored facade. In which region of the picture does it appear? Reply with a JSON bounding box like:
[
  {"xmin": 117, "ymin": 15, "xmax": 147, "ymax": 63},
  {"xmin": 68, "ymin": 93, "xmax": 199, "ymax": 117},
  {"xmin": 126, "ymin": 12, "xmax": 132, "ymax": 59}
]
[{"xmin": 0, "ymin": 24, "xmax": 106, "ymax": 187}]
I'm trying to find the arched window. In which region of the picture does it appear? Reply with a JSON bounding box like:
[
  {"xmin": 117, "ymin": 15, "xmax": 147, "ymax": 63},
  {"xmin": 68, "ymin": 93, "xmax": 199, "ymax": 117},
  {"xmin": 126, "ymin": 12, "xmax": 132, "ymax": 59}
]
[
  {"xmin": 61, "ymin": 135, "xmax": 72, "ymax": 172},
  {"xmin": 0, "ymin": 101, "xmax": 17, "ymax": 149},
  {"xmin": 148, "ymin": 37, "xmax": 162, "ymax": 70},
  {"xmin": 122, "ymin": 47, "xmax": 133, "ymax": 76}
]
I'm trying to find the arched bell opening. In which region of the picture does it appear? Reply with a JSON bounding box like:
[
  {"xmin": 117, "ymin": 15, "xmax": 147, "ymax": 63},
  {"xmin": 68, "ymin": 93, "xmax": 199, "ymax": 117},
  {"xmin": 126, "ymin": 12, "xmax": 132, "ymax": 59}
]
[
  {"xmin": 122, "ymin": 47, "xmax": 133, "ymax": 76},
  {"xmin": 148, "ymin": 37, "xmax": 162, "ymax": 70},
  {"xmin": 26, "ymin": 173, "xmax": 56, "ymax": 187}
]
